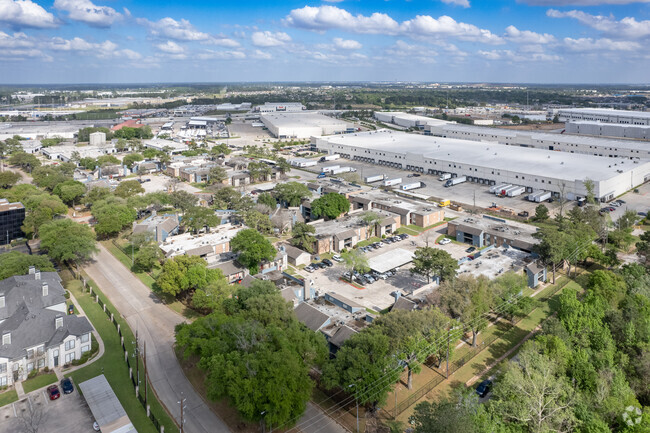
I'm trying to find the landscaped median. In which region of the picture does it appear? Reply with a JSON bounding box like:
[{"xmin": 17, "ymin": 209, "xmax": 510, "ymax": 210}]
[{"xmin": 62, "ymin": 271, "xmax": 177, "ymax": 433}]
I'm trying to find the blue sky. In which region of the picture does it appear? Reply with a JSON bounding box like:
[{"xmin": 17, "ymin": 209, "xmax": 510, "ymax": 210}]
[{"xmin": 0, "ymin": 0, "xmax": 649, "ymax": 84}]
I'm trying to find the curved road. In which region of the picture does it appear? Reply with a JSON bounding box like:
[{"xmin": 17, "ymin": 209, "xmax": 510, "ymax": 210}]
[{"xmin": 83, "ymin": 244, "xmax": 230, "ymax": 433}]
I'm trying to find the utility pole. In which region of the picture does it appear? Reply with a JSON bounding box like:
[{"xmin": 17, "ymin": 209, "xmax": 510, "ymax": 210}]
[
  {"xmin": 446, "ymin": 327, "xmax": 451, "ymax": 379},
  {"xmin": 178, "ymin": 395, "xmax": 186, "ymax": 433},
  {"xmin": 143, "ymin": 340, "xmax": 147, "ymax": 405}
]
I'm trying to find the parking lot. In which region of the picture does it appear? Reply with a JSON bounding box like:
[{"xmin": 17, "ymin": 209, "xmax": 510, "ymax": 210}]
[
  {"xmin": 138, "ymin": 173, "xmax": 202, "ymax": 194},
  {"xmin": 298, "ymin": 225, "xmax": 533, "ymax": 311},
  {"xmin": 0, "ymin": 383, "xmax": 95, "ymax": 433}
]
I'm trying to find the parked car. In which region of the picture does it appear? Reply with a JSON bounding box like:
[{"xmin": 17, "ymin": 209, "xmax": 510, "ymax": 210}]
[
  {"xmin": 93, "ymin": 421, "xmax": 100, "ymax": 431},
  {"xmin": 67, "ymin": 304, "xmax": 74, "ymax": 315},
  {"xmin": 372, "ymin": 243, "xmax": 381, "ymax": 249},
  {"xmin": 476, "ymin": 379, "xmax": 493, "ymax": 398},
  {"xmin": 60, "ymin": 377, "xmax": 74, "ymax": 394},
  {"xmin": 638, "ymin": 211, "xmax": 647, "ymax": 217},
  {"xmin": 305, "ymin": 265, "xmax": 315, "ymax": 273},
  {"xmin": 332, "ymin": 255, "xmax": 344, "ymax": 262},
  {"xmin": 358, "ymin": 276, "xmax": 369, "ymax": 285},
  {"xmin": 322, "ymin": 259, "xmax": 333, "ymax": 267},
  {"xmin": 616, "ymin": 199, "xmax": 626, "ymax": 204},
  {"xmin": 466, "ymin": 246, "xmax": 477, "ymax": 253},
  {"xmin": 378, "ymin": 242, "xmax": 385, "ymax": 247},
  {"xmin": 439, "ymin": 238, "xmax": 451, "ymax": 245},
  {"xmin": 608, "ymin": 207, "xmax": 616, "ymax": 212},
  {"xmin": 343, "ymin": 271, "xmax": 352, "ymax": 280},
  {"xmin": 47, "ymin": 385, "xmax": 60, "ymax": 400},
  {"xmin": 384, "ymin": 238, "xmax": 393, "ymax": 244},
  {"xmin": 400, "ymin": 233, "xmax": 409, "ymax": 239},
  {"xmin": 364, "ymin": 274, "xmax": 376, "ymax": 283}
]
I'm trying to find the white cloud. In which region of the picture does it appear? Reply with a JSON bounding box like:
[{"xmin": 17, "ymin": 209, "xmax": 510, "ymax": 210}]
[
  {"xmin": 521, "ymin": 0, "xmax": 649, "ymax": 5},
  {"xmin": 285, "ymin": 5, "xmax": 400, "ymax": 34},
  {"xmin": 547, "ymin": 9, "xmax": 650, "ymax": 39},
  {"xmin": 197, "ymin": 50, "xmax": 246, "ymax": 60},
  {"xmin": 285, "ymin": 6, "xmax": 501, "ymax": 44},
  {"xmin": 251, "ymin": 31, "xmax": 291, "ymax": 47},
  {"xmin": 251, "ymin": 49, "xmax": 272, "ymax": 59},
  {"xmin": 203, "ymin": 37, "xmax": 240, "ymax": 48},
  {"xmin": 333, "ymin": 37, "xmax": 361, "ymax": 50},
  {"xmin": 156, "ymin": 40, "xmax": 185, "ymax": 54},
  {"xmin": 0, "ymin": 0, "xmax": 57, "ymax": 29},
  {"xmin": 0, "ymin": 31, "xmax": 33, "ymax": 48},
  {"xmin": 441, "ymin": 0, "xmax": 471, "ymax": 8},
  {"xmin": 478, "ymin": 49, "xmax": 560, "ymax": 62},
  {"xmin": 504, "ymin": 25, "xmax": 555, "ymax": 44},
  {"xmin": 0, "ymin": 47, "xmax": 51, "ymax": 61},
  {"xmin": 561, "ymin": 37, "xmax": 641, "ymax": 52},
  {"xmin": 400, "ymin": 15, "xmax": 503, "ymax": 44},
  {"xmin": 137, "ymin": 17, "xmax": 209, "ymax": 41},
  {"xmin": 47, "ymin": 36, "xmax": 142, "ymax": 60},
  {"xmin": 53, "ymin": 0, "xmax": 121, "ymax": 28}
]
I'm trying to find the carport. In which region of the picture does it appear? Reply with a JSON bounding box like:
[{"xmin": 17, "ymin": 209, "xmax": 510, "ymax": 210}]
[
  {"xmin": 368, "ymin": 248, "xmax": 414, "ymax": 273},
  {"xmin": 78, "ymin": 375, "xmax": 136, "ymax": 433}
]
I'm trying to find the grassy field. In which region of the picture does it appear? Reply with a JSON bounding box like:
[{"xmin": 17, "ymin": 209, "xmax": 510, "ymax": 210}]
[
  {"xmin": 22, "ymin": 372, "xmax": 57, "ymax": 394},
  {"xmin": 0, "ymin": 390, "xmax": 18, "ymax": 407},
  {"xmin": 356, "ymin": 236, "xmax": 382, "ymax": 248},
  {"xmin": 63, "ymin": 273, "xmax": 177, "ymax": 433}
]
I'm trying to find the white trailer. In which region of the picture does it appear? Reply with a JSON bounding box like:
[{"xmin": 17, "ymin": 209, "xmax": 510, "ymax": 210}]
[
  {"xmin": 439, "ymin": 173, "xmax": 452, "ymax": 181},
  {"xmin": 322, "ymin": 165, "xmax": 340, "ymax": 173},
  {"xmin": 319, "ymin": 154, "xmax": 340, "ymax": 162},
  {"xmin": 383, "ymin": 178, "xmax": 402, "ymax": 187},
  {"xmin": 331, "ymin": 166, "xmax": 356, "ymax": 175},
  {"xmin": 535, "ymin": 191, "xmax": 552, "ymax": 202},
  {"xmin": 444, "ymin": 176, "xmax": 466, "ymax": 187},
  {"xmin": 502, "ymin": 185, "xmax": 520, "ymax": 196},
  {"xmin": 364, "ymin": 174, "xmax": 385, "ymax": 183},
  {"xmin": 401, "ymin": 182, "xmax": 422, "ymax": 191},
  {"xmin": 507, "ymin": 186, "xmax": 526, "ymax": 197},
  {"xmin": 494, "ymin": 184, "xmax": 513, "ymax": 195},
  {"xmin": 490, "ymin": 183, "xmax": 511, "ymax": 194}
]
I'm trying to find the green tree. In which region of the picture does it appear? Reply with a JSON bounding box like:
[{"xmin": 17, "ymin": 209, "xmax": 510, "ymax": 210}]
[
  {"xmin": 20, "ymin": 192, "xmax": 68, "ymax": 238},
  {"xmin": 134, "ymin": 242, "xmax": 164, "ymax": 272},
  {"xmin": 636, "ymin": 230, "xmax": 650, "ymax": 267},
  {"xmin": 230, "ymin": 229, "xmax": 277, "ymax": 274},
  {"xmin": 83, "ymin": 187, "xmax": 111, "ymax": 208},
  {"xmin": 342, "ymin": 248, "xmax": 369, "ymax": 274},
  {"xmin": 122, "ymin": 153, "xmax": 144, "ymax": 169},
  {"xmin": 191, "ymin": 272, "xmax": 231, "ymax": 313},
  {"xmin": 244, "ymin": 210, "xmax": 273, "ymax": 235},
  {"xmin": 534, "ymin": 204, "xmax": 549, "ymax": 222},
  {"xmin": 273, "ymin": 182, "xmax": 311, "ymax": 207},
  {"xmin": 92, "ymin": 197, "xmax": 137, "ymax": 238},
  {"xmin": 39, "ymin": 219, "xmax": 97, "ymax": 264},
  {"xmin": 410, "ymin": 392, "xmax": 493, "ymax": 433},
  {"xmin": 96, "ymin": 155, "xmax": 120, "ymax": 167},
  {"xmin": 310, "ymin": 193, "xmax": 350, "ymax": 220},
  {"xmin": 77, "ymin": 127, "xmax": 112, "ymax": 142},
  {"xmin": 290, "ymin": 222, "xmax": 316, "ymax": 253},
  {"xmin": 8, "ymin": 152, "xmax": 40, "ymax": 172},
  {"xmin": 0, "ymin": 171, "xmax": 21, "ymax": 188},
  {"xmin": 156, "ymin": 255, "xmax": 221, "ymax": 297},
  {"xmin": 52, "ymin": 180, "xmax": 86, "ymax": 206},
  {"xmin": 411, "ymin": 247, "xmax": 458, "ymax": 283},
  {"xmin": 360, "ymin": 211, "xmax": 382, "ymax": 239},
  {"xmin": 257, "ymin": 192, "xmax": 277, "ymax": 209},
  {"xmin": 31, "ymin": 166, "xmax": 70, "ymax": 191},
  {"xmin": 207, "ymin": 166, "xmax": 228, "ymax": 185},
  {"xmin": 114, "ymin": 180, "xmax": 145, "ymax": 199},
  {"xmin": 0, "ymin": 252, "xmax": 55, "ymax": 279},
  {"xmin": 184, "ymin": 206, "xmax": 220, "ymax": 233},
  {"xmin": 169, "ymin": 190, "xmax": 197, "ymax": 214},
  {"xmin": 275, "ymin": 157, "xmax": 291, "ymax": 174}
]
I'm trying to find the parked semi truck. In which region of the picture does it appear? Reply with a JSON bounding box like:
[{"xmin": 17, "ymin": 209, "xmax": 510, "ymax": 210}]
[
  {"xmin": 319, "ymin": 154, "xmax": 340, "ymax": 162},
  {"xmin": 444, "ymin": 176, "xmax": 466, "ymax": 187},
  {"xmin": 364, "ymin": 174, "xmax": 385, "ymax": 183},
  {"xmin": 331, "ymin": 166, "xmax": 356, "ymax": 175},
  {"xmin": 439, "ymin": 173, "xmax": 452, "ymax": 181},
  {"xmin": 322, "ymin": 165, "xmax": 340, "ymax": 173},
  {"xmin": 490, "ymin": 183, "xmax": 511, "ymax": 194},
  {"xmin": 383, "ymin": 178, "xmax": 402, "ymax": 187},
  {"xmin": 401, "ymin": 182, "xmax": 423, "ymax": 191},
  {"xmin": 507, "ymin": 186, "xmax": 526, "ymax": 197}
]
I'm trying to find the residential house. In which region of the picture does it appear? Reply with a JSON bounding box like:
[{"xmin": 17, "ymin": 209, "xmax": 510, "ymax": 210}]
[
  {"xmin": 0, "ymin": 269, "xmax": 93, "ymax": 386},
  {"xmin": 294, "ymin": 303, "xmax": 331, "ymax": 332},
  {"xmin": 283, "ymin": 244, "xmax": 312, "ymax": 267},
  {"xmin": 132, "ymin": 213, "xmax": 179, "ymax": 243}
]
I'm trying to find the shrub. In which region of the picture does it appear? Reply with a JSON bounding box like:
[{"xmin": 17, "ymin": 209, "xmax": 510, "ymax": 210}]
[{"xmin": 27, "ymin": 369, "xmax": 39, "ymax": 379}]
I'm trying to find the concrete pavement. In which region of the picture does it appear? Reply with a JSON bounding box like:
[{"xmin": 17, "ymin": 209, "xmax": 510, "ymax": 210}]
[{"xmin": 83, "ymin": 244, "xmax": 231, "ymax": 433}]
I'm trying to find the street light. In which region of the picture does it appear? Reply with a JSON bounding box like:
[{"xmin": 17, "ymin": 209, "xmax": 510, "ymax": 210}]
[{"xmin": 349, "ymin": 384, "xmax": 359, "ymax": 433}]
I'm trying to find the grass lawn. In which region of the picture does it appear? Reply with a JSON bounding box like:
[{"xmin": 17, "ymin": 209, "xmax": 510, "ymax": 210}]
[
  {"xmin": 396, "ymin": 227, "xmax": 419, "ymax": 236},
  {"xmin": 0, "ymin": 390, "xmax": 18, "ymax": 407},
  {"xmin": 22, "ymin": 373, "xmax": 57, "ymax": 394},
  {"xmin": 63, "ymin": 273, "xmax": 177, "ymax": 433},
  {"xmin": 356, "ymin": 236, "xmax": 382, "ymax": 248}
]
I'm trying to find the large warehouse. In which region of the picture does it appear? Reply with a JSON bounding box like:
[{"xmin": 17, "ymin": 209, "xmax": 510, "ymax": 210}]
[
  {"xmin": 565, "ymin": 121, "xmax": 650, "ymax": 140},
  {"xmin": 553, "ymin": 108, "xmax": 650, "ymax": 126},
  {"xmin": 312, "ymin": 129, "xmax": 650, "ymax": 202},
  {"xmin": 374, "ymin": 111, "xmax": 451, "ymax": 129},
  {"xmin": 261, "ymin": 112, "xmax": 352, "ymax": 139},
  {"xmin": 427, "ymin": 123, "xmax": 650, "ymax": 160}
]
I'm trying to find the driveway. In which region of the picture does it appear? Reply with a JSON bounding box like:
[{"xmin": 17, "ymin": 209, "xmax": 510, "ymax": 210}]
[{"xmin": 82, "ymin": 244, "xmax": 230, "ymax": 433}]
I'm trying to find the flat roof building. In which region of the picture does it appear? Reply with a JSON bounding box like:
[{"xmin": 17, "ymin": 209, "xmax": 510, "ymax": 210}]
[
  {"xmin": 261, "ymin": 112, "xmax": 352, "ymax": 139},
  {"xmin": 313, "ymin": 129, "xmax": 650, "ymax": 202},
  {"xmin": 565, "ymin": 121, "xmax": 650, "ymax": 141},
  {"xmin": 427, "ymin": 123, "xmax": 650, "ymax": 160},
  {"xmin": 554, "ymin": 108, "xmax": 650, "ymax": 126},
  {"xmin": 0, "ymin": 199, "xmax": 25, "ymax": 245},
  {"xmin": 256, "ymin": 102, "xmax": 305, "ymax": 113},
  {"xmin": 143, "ymin": 138, "xmax": 189, "ymax": 154},
  {"xmin": 374, "ymin": 111, "xmax": 451, "ymax": 129}
]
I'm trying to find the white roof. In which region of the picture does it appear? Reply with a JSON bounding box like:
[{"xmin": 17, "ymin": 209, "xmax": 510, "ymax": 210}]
[
  {"xmin": 318, "ymin": 129, "xmax": 647, "ymax": 182},
  {"xmin": 78, "ymin": 375, "xmax": 136, "ymax": 433},
  {"xmin": 368, "ymin": 248, "xmax": 414, "ymax": 273},
  {"xmin": 558, "ymin": 108, "xmax": 650, "ymax": 120},
  {"xmin": 261, "ymin": 112, "xmax": 349, "ymax": 129}
]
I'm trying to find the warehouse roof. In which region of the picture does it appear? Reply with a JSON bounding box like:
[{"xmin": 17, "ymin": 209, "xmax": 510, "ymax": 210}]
[
  {"xmin": 317, "ymin": 129, "xmax": 647, "ymax": 182},
  {"xmin": 558, "ymin": 108, "xmax": 650, "ymax": 120},
  {"xmin": 261, "ymin": 112, "xmax": 349, "ymax": 129}
]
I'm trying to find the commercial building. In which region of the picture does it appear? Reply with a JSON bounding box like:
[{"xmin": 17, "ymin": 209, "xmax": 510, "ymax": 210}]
[
  {"xmin": 0, "ymin": 199, "xmax": 25, "ymax": 245},
  {"xmin": 565, "ymin": 121, "xmax": 650, "ymax": 141},
  {"xmin": 0, "ymin": 122, "xmax": 81, "ymax": 140},
  {"xmin": 143, "ymin": 138, "xmax": 188, "ymax": 154},
  {"xmin": 159, "ymin": 226, "xmax": 243, "ymax": 260},
  {"xmin": 447, "ymin": 215, "xmax": 538, "ymax": 252},
  {"xmin": 256, "ymin": 102, "xmax": 305, "ymax": 113},
  {"xmin": 89, "ymin": 131, "xmax": 106, "ymax": 146},
  {"xmin": 313, "ymin": 129, "xmax": 650, "ymax": 202},
  {"xmin": 41, "ymin": 143, "xmax": 120, "ymax": 163},
  {"xmin": 261, "ymin": 112, "xmax": 352, "ymax": 139},
  {"xmin": 427, "ymin": 123, "xmax": 650, "ymax": 160},
  {"xmin": 20, "ymin": 140, "xmax": 43, "ymax": 154},
  {"xmin": 0, "ymin": 269, "xmax": 94, "ymax": 386},
  {"xmin": 374, "ymin": 111, "xmax": 451, "ymax": 129},
  {"xmin": 553, "ymin": 108, "xmax": 650, "ymax": 125}
]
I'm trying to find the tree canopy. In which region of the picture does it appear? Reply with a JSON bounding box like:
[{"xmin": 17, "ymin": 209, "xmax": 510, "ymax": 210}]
[
  {"xmin": 273, "ymin": 182, "xmax": 311, "ymax": 207},
  {"xmin": 0, "ymin": 252, "xmax": 55, "ymax": 279},
  {"xmin": 39, "ymin": 219, "xmax": 97, "ymax": 264},
  {"xmin": 310, "ymin": 193, "xmax": 350, "ymax": 220},
  {"xmin": 155, "ymin": 255, "xmax": 223, "ymax": 297},
  {"xmin": 290, "ymin": 222, "xmax": 316, "ymax": 253},
  {"xmin": 230, "ymin": 229, "xmax": 277, "ymax": 274},
  {"xmin": 411, "ymin": 247, "xmax": 458, "ymax": 283}
]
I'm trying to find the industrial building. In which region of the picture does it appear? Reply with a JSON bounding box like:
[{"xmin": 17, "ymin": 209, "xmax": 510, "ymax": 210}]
[
  {"xmin": 312, "ymin": 129, "xmax": 650, "ymax": 202},
  {"xmin": 553, "ymin": 108, "xmax": 650, "ymax": 125},
  {"xmin": 374, "ymin": 111, "xmax": 451, "ymax": 129},
  {"xmin": 261, "ymin": 112, "xmax": 352, "ymax": 139},
  {"xmin": 256, "ymin": 102, "xmax": 305, "ymax": 113},
  {"xmin": 427, "ymin": 123, "xmax": 650, "ymax": 160},
  {"xmin": 143, "ymin": 138, "xmax": 188, "ymax": 154},
  {"xmin": 565, "ymin": 121, "xmax": 650, "ymax": 140},
  {"xmin": 89, "ymin": 131, "xmax": 106, "ymax": 146},
  {"xmin": 0, "ymin": 199, "xmax": 25, "ymax": 245},
  {"xmin": 447, "ymin": 215, "xmax": 538, "ymax": 252}
]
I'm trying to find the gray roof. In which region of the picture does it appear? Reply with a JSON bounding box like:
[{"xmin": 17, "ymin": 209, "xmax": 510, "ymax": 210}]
[
  {"xmin": 325, "ymin": 292, "xmax": 363, "ymax": 308},
  {"xmin": 328, "ymin": 325, "xmax": 357, "ymax": 348},
  {"xmin": 392, "ymin": 296, "xmax": 417, "ymax": 312},
  {"xmin": 282, "ymin": 244, "xmax": 310, "ymax": 259},
  {"xmin": 212, "ymin": 260, "xmax": 246, "ymax": 277},
  {"xmin": 78, "ymin": 375, "xmax": 136, "ymax": 433},
  {"xmin": 294, "ymin": 303, "xmax": 330, "ymax": 331},
  {"xmin": 526, "ymin": 262, "xmax": 545, "ymax": 274},
  {"xmin": 0, "ymin": 272, "xmax": 93, "ymax": 360}
]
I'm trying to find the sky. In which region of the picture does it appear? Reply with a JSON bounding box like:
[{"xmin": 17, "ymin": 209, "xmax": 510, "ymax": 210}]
[{"xmin": 0, "ymin": 0, "xmax": 650, "ymax": 84}]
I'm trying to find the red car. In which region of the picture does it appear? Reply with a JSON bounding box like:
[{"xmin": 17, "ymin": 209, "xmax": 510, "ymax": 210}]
[{"xmin": 46, "ymin": 385, "xmax": 60, "ymax": 400}]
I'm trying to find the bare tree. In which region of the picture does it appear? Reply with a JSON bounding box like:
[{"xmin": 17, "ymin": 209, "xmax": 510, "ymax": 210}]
[{"xmin": 17, "ymin": 397, "xmax": 48, "ymax": 433}]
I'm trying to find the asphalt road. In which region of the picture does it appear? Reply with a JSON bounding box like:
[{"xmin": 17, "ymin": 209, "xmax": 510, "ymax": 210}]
[{"xmin": 83, "ymin": 244, "xmax": 231, "ymax": 433}]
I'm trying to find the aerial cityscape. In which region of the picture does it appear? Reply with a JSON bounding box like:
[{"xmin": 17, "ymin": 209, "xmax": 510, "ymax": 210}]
[{"xmin": 0, "ymin": 1, "xmax": 649, "ymax": 433}]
